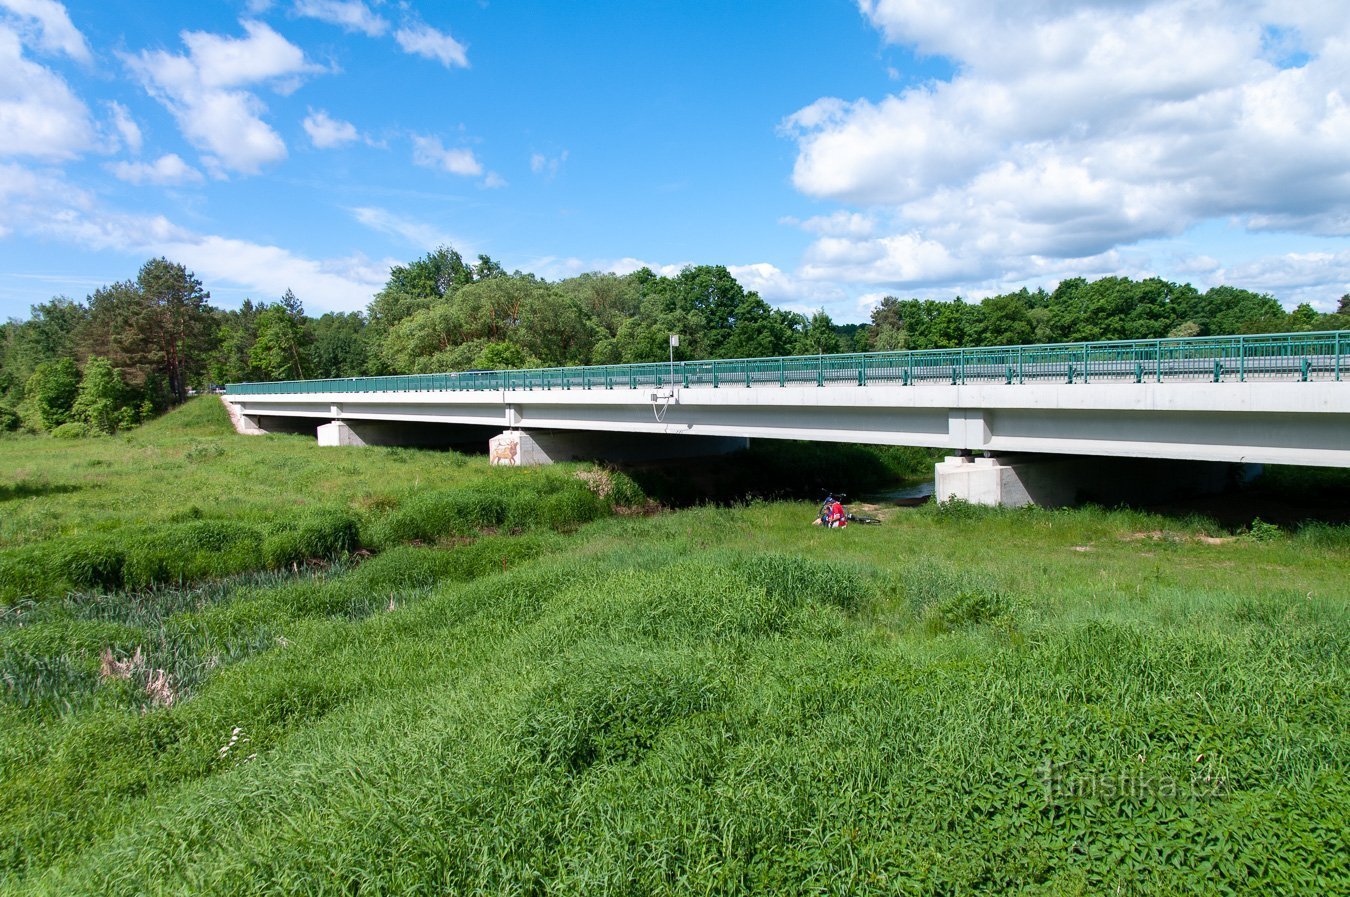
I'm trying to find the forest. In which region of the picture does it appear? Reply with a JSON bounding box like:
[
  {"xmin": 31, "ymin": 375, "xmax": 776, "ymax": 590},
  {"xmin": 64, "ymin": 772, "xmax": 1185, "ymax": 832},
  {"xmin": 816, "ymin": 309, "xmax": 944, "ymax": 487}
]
[{"xmin": 3, "ymin": 247, "xmax": 1348, "ymax": 435}]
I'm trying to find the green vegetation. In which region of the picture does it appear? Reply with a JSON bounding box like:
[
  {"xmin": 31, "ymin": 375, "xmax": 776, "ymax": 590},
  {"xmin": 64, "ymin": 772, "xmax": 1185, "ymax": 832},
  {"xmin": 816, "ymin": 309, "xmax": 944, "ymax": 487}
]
[
  {"xmin": 5, "ymin": 246, "xmax": 1348, "ymax": 439},
  {"xmin": 1, "ymin": 400, "xmax": 1346, "ymax": 895}
]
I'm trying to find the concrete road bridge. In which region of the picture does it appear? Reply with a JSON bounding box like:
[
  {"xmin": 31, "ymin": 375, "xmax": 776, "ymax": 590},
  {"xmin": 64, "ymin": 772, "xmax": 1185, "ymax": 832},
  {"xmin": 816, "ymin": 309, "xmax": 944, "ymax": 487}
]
[{"xmin": 225, "ymin": 330, "xmax": 1350, "ymax": 506}]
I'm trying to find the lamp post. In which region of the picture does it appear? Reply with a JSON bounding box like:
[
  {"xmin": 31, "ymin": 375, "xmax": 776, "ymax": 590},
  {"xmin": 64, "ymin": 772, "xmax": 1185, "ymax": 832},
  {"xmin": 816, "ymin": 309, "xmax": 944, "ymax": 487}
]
[{"xmin": 669, "ymin": 334, "xmax": 679, "ymax": 388}]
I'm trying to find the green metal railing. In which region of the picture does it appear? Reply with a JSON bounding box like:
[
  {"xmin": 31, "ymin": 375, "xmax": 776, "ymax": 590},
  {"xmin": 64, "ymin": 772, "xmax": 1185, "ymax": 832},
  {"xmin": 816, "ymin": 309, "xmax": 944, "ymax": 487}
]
[{"xmin": 226, "ymin": 330, "xmax": 1349, "ymax": 396}]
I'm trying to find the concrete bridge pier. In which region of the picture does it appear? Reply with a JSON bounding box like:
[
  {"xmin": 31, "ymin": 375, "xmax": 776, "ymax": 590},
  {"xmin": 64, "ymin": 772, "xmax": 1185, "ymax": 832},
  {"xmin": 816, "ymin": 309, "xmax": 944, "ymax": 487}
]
[
  {"xmin": 489, "ymin": 429, "xmax": 749, "ymax": 466},
  {"xmin": 934, "ymin": 453, "xmax": 1259, "ymax": 508}
]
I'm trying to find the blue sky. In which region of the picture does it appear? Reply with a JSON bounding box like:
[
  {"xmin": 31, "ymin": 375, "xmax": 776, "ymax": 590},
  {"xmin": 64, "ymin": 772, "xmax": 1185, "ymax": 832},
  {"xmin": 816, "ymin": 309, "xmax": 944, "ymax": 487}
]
[{"xmin": 2, "ymin": 0, "xmax": 1348, "ymax": 324}]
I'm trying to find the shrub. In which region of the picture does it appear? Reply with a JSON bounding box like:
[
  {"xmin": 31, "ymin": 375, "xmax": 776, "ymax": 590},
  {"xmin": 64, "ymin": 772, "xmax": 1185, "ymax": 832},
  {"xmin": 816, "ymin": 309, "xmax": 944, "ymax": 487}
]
[
  {"xmin": 50, "ymin": 421, "xmax": 92, "ymax": 439},
  {"xmin": 0, "ymin": 405, "xmax": 19, "ymax": 433}
]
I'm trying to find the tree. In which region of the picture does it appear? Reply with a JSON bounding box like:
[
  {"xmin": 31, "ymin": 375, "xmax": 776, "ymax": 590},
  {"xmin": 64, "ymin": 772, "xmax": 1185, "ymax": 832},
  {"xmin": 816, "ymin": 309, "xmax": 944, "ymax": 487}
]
[
  {"xmin": 868, "ymin": 297, "xmax": 908, "ymax": 350},
  {"xmin": 25, "ymin": 357, "xmax": 80, "ymax": 429},
  {"xmin": 250, "ymin": 290, "xmax": 311, "ymax": 380},
  {"xmin": 473, "ymin": 341, "xmax": 534, "ymax": 370},
  {"xmin": 308, "ymin": 312, "xmax": 370, "ymax": 378},
  {"xmin": 1, "ymin": 297, "xmax": 88, "ymax": 403},
  {"xmin": 70, "ymin": 356, "xmax": 127, "ymax": 434},
  {"xmin": 208, "ymin": 300, "xmax": 267, "ymax": 385},
  {"xmin": 793, "ymin": 310, "xmax": 843, "ymax": 355}
]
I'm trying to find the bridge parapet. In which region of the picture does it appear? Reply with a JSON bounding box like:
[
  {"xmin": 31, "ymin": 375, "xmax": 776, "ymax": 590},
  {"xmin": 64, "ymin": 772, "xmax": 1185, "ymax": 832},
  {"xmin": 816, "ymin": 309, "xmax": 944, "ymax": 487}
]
[{"xmin": 226, "ymin": 331, "xmax": 1350, "ymax": 397}]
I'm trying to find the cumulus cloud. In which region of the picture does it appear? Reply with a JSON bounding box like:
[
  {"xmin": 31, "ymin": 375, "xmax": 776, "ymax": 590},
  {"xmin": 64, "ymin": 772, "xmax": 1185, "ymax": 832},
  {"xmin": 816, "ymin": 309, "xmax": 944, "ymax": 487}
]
[
  {"xmin": 394, "ymin": 21, "xmax": 468, "ymax": 68},
  {"xmin": 154, "ymin": 235, "xmax": 387, "ymax": 311},
  {"xmin": 0, "ymin": 25, "xmax": 91, "ymax": 159},
  {"xmin": 293, "ymin": 0, "xmax": 388, "ymax": 37},
  {"xmin": 107, "ymin": 153, "xmax": 204, "ymax": 186},
  {"xmin": 411, "ymin": 134, "xmax": 501, "ymax": 187},
  {"xmin": 125, "ymin": 19, "xmax": 323, "ymax": 175},
  {"xmin": 728, "ymin": 262, "xmax": 847, "ymax": 308},
  {"xmin": 303, "ymin": 108, "xmax": 359, "ymax": 148},
  {"xmin": 782, "ymin": 0, "xmax": 1350, "ymax": 293},
  {"xmin": 0, "ymin": 0, "xmax": 90, "ymax": 62}
]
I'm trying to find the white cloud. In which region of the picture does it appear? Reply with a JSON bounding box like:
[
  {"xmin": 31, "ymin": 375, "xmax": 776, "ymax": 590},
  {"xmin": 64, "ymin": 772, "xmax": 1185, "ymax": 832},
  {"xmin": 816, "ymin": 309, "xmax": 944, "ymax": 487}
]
[
  {"xmin": 0, "ymin": 25, "xmax": 91, "ymax": 159},
  {"xmin": 728, "ymin": 262, "xmax": 847, "ymax": 308},
  {"xmin": 394, "ymin": 21, "xmax": 468, "ymax": 68},
  {"xmin": 125, "ymin": 20, "xmax": 323, "ymax": 175},
  {"xmin": 0, "ymin": 0, "xmax": 91, "ymax": 62},
  {"xmin": 0, "ymin": 161, "xmax": 386, "ymax": 312},
  {"xmin": 530, "ymin": 149, "xmax": 568, "ymax": 178},
  {"xmin": 350, "ymin": 206, "xmax": 460, "ymax": 250},
  {"xmin": 781, "ymin": 1, "xmax": 1350, "ymax": 294},
  {"xmin": 605, "ymin": 257, "xmax": 688, "ymax": 279},
  {"xmin": 106, "ymin": 101, "xmax": 142, "ymax": 154},
  {"xmin": 107, "ymin": 153, "xmax": 204, "ymax": 186},
  {"xmin": 154, "ymin": 235, "xmax": 387, "ymax": 311},
  {"xmin": 481, "ymin": 171, "xmax": 507, "ymax": 189},
  {"xmin": 303, "ymin": 108, "xmax": 358, "ymax": 148},
  {"xmin": 411, "ymin": 134, "xmax": 481, "ymax": 176},
  {"xmin": 294, "ymin": 0, "xmax": 388, "ymax": 37}
]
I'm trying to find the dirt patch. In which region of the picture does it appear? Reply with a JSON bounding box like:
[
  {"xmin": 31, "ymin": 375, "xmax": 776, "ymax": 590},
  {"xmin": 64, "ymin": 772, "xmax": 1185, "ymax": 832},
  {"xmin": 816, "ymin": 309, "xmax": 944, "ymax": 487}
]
[{"xmin": 1122, "ymin": 531, "xmax": 1236, "ymax": 545}]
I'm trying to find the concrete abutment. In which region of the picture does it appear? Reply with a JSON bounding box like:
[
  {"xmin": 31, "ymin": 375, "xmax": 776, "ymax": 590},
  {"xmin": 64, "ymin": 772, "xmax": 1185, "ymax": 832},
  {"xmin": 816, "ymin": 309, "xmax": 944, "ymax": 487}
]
[{"xmin": 934, "ymin": 453, "xmax": 1259, "ymax": 508}]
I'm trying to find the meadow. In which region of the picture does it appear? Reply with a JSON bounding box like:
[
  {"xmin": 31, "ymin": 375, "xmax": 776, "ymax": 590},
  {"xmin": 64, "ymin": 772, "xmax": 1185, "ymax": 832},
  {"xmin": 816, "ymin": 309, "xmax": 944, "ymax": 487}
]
[{"xmin": 0, "ymin": 399, "xmax": 1345, "ymax": 895}]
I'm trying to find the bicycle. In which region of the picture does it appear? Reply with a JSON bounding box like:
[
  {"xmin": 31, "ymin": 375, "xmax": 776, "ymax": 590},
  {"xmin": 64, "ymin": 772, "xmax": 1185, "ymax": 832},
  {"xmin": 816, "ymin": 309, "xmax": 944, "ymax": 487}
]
[{"xmin": 818, "ymin": 493, "xmax": 882, "ymax": 526}]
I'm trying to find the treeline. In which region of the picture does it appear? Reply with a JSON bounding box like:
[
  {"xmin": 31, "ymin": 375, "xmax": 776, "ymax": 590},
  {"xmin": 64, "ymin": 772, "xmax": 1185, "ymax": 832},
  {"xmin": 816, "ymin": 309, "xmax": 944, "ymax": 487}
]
[{"xmin": 3, "ymin": 246, "xmax": 1348, "ymax": 436}]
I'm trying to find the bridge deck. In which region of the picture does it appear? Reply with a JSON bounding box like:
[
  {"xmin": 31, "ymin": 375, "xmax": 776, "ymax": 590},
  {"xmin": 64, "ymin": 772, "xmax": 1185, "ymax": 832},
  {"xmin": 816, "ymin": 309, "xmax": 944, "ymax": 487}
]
[{"xmin": 227, "ymin": 331, "xmax": 1349, "ymax": 396}]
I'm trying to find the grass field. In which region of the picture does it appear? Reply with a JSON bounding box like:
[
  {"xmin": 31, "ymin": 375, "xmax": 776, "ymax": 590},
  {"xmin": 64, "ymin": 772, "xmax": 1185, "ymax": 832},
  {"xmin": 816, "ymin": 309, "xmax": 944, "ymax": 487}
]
[{"xmin": 1, "ymin": 399, "xmax": 1346, "ymax": 895}]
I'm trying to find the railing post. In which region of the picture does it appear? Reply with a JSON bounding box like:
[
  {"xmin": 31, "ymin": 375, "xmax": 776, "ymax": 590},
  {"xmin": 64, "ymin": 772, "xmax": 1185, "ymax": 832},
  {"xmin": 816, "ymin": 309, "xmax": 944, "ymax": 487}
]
[
  {"xmin": 817, "ymin": 355, "xmax": 824, "ymax": 387},
  {"xmin": 1005, "ymin": 365, "xmax": 1013, "ymax": 385},
  {"xmin": 1301, "ymin": 357, "xmax": 1310, "ymax": 382},
  {"xmin": 713, "ymin": 361, "xmax": 720, "ymax": 389},
  {"xmin": 1082, "ymin": 345, "xmax": 1089, "ymax": 384},
  {"xmin": 1238, "ymin": 336, "xmax": 1246, "ymax": 382},
  {"xmin": 959, "ymin": 351, "xmax": 966, "ymax": 385},
  {"xmin": 1067, "ymin": 363, "xmax": 1075, "ymax": 385},
  {"xmin": 1213, "ymin": 359, "xmax": 1222, "ymax": 383},
  {"xmin": 1134, "ymin": 361, "xmax": 1142, "ymax": 384},
  {"xmin": 778, "ymin": 358, "xmax": 785, "ymax": 387},
  {"xmin": 1156, "ymin": 341, "xmax": 1163, "ymax": 383},
  {"xmin": 1017, "ymin": 347, "xmax": 1024, "ymax": 384},
  {"xmin": 859, "ymin": 356, "xmax": 867, "ymax": 387},
  {"xmin": 745, "ymin": 366, "xmax": 751, "ymax": 388}
]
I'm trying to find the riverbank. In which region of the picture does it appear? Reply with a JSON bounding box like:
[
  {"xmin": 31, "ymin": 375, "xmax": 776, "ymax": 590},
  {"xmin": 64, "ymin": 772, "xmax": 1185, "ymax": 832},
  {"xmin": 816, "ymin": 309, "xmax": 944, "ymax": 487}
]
[{"xmin": 1, "ymin": 399, "xmax": 1345, "ymax": 894}]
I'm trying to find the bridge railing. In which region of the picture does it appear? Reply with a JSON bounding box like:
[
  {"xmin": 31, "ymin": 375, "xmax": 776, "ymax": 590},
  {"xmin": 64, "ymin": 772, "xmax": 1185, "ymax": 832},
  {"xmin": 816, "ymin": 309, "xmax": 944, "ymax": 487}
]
[{"xmin": 226, "ymin": 330, "xmax": 1348, "ymax": 395}]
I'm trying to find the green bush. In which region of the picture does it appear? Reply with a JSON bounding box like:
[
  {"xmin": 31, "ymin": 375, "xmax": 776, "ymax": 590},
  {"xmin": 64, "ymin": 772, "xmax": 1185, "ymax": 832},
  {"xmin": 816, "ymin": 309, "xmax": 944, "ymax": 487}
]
[
  {"xmin": 50, "ymin": 421, "xmax": 92, "ymax": 439},
  {"xmin": 0, "ymin": 405, "xmax": 19, "ymax": 433}
]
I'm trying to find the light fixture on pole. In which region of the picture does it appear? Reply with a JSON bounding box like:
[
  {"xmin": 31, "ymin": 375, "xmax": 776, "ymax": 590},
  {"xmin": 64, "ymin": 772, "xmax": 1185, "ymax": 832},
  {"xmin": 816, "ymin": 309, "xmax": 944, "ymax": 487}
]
[{"xmin": 669, "ymin": 334, "xmax": 679, "ymax": 387}]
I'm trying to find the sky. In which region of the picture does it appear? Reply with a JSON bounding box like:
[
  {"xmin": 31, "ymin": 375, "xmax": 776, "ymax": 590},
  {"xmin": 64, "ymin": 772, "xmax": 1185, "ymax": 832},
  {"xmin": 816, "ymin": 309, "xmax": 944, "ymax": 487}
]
[{"xmin": 1, "ymin": 0, "xmax": 1348, "ymax": 324}]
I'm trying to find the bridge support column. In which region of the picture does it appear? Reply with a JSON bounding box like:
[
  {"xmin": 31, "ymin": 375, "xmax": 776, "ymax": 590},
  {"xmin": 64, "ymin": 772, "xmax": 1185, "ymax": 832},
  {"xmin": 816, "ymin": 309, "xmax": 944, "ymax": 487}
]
[
  {"xmin": 317, "ymin": 420, "xmax": 368, "ymax": 446},
  {"xmin": 935, "ymin": 453, "xmax": 1259, "ymax": 508},
  {"xmin": 489, "ymin": 429, "xmax": 749, "ymax": 466}
]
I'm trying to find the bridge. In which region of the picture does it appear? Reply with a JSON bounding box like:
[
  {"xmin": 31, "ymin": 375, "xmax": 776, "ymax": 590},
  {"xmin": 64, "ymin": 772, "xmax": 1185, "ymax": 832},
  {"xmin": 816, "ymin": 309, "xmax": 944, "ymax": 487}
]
[{"xmin": 225, "ymin": 331, "xmax": 1350, "ymax": 506}]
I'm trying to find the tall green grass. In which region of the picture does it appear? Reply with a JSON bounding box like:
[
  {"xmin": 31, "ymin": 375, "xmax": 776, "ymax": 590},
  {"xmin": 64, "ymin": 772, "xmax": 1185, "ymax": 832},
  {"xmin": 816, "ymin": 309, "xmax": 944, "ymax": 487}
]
[{"xmin": 0, "ymin": 399, "xmax": 1346, "ymax": 894}]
